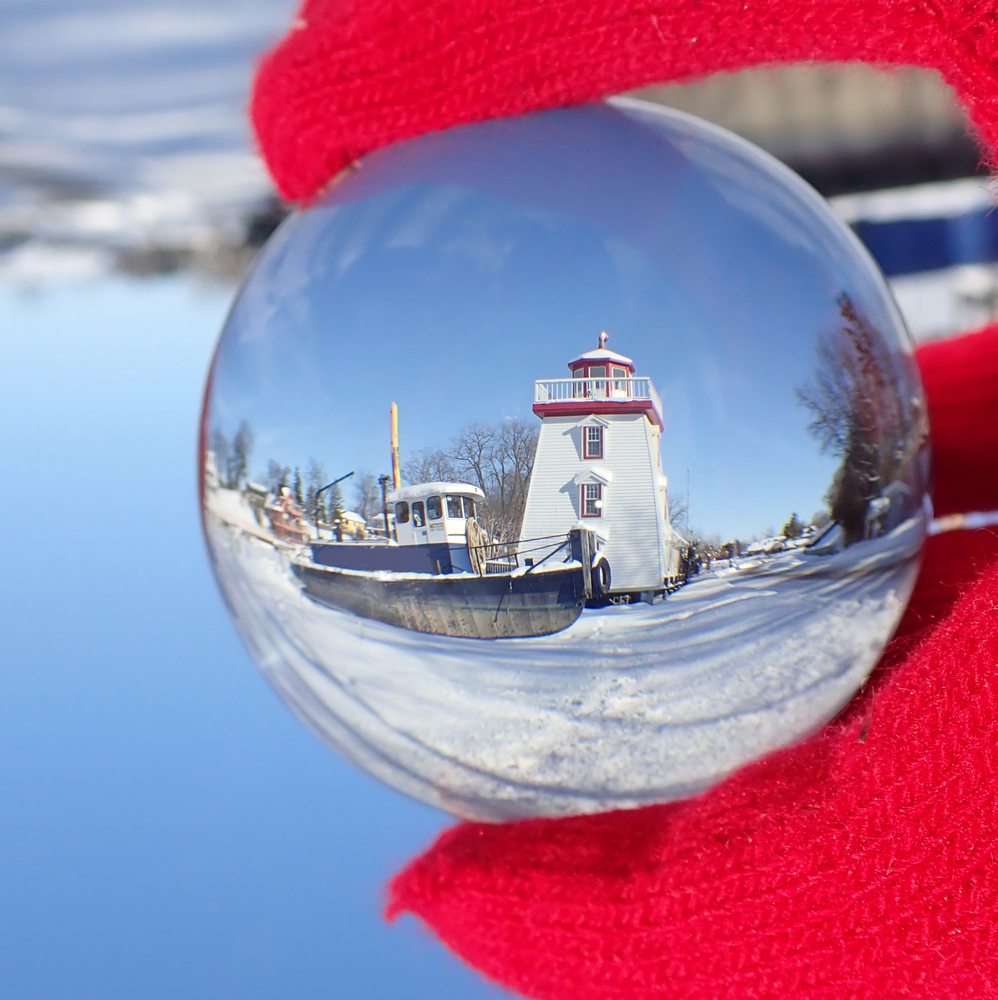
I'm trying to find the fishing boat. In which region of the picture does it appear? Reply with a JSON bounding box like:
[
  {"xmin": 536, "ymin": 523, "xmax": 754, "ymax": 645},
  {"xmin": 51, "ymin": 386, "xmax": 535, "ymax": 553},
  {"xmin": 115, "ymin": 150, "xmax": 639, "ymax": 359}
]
[{"xmin": 291, "ymin": 482, "xmax": 609, "ymax": 639}]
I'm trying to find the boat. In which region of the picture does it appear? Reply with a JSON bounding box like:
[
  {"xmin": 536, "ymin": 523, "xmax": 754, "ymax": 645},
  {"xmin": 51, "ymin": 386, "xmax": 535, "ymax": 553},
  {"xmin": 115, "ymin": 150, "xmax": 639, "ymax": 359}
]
[{"xmin": 290, "ymin": 482, "xmax": 609, "ymax": 639}]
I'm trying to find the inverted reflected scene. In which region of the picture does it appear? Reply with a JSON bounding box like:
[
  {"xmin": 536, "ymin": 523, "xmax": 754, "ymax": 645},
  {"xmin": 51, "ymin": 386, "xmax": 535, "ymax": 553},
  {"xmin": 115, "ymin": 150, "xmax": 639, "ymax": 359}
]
[{"xmin": 201, "ymin": 100, "xmax": 929, "ymax": 820}]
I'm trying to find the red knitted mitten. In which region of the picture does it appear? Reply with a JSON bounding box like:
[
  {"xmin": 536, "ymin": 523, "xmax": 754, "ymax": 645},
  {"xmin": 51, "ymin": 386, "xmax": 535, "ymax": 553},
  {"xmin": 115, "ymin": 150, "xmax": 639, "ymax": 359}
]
[{"xmin": 251, "ymin": 3, "xmax": 998, "ymax": 995}]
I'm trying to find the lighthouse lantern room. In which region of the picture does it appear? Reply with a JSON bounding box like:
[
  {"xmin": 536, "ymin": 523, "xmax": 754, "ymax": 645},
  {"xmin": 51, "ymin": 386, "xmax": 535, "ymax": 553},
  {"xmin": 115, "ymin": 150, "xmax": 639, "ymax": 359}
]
[{"xmin": 520, "ymin": 333, "xmax": 684, "ymax": 599}]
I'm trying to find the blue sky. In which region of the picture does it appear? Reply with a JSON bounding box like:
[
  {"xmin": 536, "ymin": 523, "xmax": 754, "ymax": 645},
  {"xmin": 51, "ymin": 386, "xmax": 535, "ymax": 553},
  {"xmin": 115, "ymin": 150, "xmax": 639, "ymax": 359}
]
[
  {"xmin": 209, "ymin": 102, "xmax": 914, "ymax": 541},
  {"xmin": 0, "ymin": 275, "xmax": 508, "ymax": 1000}
]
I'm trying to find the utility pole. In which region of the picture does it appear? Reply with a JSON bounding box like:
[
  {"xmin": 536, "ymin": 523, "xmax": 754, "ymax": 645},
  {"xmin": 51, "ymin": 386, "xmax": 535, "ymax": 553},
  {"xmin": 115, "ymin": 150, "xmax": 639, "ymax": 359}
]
[
  {"xmin": 378, "ymin": 474, "xmax": 393, "ymax": 542},
  {"xmin": 686, "ymin": 468, "xmax": 690, "ymax": 538}
]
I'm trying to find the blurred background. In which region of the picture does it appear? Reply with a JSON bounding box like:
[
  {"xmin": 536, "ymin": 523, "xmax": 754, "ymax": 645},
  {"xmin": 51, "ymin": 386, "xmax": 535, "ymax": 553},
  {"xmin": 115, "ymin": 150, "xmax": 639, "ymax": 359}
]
[{"xmin": 1, "ymin": 2, "xmax": 993, "ymax": 998}]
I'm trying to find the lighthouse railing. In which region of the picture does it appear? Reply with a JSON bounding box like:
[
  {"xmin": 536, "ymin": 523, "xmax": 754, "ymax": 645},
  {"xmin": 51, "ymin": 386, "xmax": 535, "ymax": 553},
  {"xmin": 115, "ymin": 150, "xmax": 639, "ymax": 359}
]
[{"xmin": 534, "ymin": 377, "xmax": 662, "ymax": 413}]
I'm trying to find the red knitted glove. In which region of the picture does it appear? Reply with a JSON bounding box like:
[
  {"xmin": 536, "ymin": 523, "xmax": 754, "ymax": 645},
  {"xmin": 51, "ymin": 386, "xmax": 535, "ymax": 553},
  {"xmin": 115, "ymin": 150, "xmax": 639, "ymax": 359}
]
[
  {"xmin": 251, "ymin": 2, "xmax": 998, "ymax": 995},
  {"xmin": 385, "ymin": 327, "xmax": 998, "ymax": 999},
  {"xmin": 252, "ymin": 0, "xmax": 998, "ymax": 204}
]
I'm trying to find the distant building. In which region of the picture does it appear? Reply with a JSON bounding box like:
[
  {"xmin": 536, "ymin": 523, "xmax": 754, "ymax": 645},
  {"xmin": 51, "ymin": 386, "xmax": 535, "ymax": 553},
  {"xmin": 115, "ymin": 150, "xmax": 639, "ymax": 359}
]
[
  {"xmin": 341, "ymin": 510, "xmax": 368, "ymax": 537},
  {"xmin": 519, "ymin": 333, "xmax": 684, "ymax": 598},
  {"xmin": 635, "ymin": 64, "xmax": 976, "ymax": 195}
]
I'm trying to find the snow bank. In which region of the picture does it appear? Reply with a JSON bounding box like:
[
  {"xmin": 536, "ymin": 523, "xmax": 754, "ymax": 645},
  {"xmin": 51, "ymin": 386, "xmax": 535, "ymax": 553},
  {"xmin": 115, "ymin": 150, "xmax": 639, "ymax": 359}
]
[{"xmin": 205, "ymin": 508, "xmax": 923, "ymax": 820}]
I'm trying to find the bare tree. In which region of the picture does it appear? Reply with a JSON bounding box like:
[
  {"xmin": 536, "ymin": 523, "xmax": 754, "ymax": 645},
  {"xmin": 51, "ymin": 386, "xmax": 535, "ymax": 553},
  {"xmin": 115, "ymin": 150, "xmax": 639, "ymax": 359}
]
[
  {"xmin": 403, "ymin": 418, "xmax": 538, "ymax": 541},
  {"xmin": 352, "ymin": 471, "xmax": 381, "ymax": 522},
  {"xmin": 667, "ymin": 493, "xmax": 688, "ymax": 531},
  {"xmin": 402, "ymin": 447, "xmax": 457, "ymax": 486},
  {"xmin": 796, "ymin": 293, "xmax": 924, "ymax": 544}
]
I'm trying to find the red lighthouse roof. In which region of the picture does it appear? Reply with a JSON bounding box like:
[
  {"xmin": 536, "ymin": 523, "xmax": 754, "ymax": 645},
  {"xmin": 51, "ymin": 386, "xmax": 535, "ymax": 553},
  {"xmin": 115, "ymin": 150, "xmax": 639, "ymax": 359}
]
[
  {"xmin": 534, "ymin": 332, "xmax": 663, "ymax": 429},
  {"xmin": 567, "ymin": 331, "xmax": 635, "ymax": 373}
]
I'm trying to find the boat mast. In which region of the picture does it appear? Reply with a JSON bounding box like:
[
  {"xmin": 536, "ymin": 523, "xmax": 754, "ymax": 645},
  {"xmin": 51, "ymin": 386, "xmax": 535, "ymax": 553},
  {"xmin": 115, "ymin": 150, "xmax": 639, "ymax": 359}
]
[{"xmin": 390, "ymin": 402, "xmax": 401, "ymax": 490}]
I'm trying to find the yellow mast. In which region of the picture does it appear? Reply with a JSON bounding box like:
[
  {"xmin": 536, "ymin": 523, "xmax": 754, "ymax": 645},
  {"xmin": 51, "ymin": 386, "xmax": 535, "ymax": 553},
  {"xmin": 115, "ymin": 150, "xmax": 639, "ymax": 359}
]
[{"xmin": 390, "ymin": 402, "xmax": 401, "ymax": 490}]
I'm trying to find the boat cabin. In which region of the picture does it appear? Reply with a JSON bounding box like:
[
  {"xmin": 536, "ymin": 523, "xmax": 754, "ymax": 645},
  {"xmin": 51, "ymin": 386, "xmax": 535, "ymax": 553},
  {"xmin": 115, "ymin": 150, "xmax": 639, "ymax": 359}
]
[{"xmin": 389, "ymin": 482, "xmax": 485, "ymax": 548}]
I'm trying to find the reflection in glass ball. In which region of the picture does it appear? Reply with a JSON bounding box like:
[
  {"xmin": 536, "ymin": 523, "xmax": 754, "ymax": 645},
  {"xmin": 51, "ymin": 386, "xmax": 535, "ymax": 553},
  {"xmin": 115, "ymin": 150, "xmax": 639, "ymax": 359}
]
[{"xmin": 201, "ymin": 100, "xmax": 929, "ymax": 820}]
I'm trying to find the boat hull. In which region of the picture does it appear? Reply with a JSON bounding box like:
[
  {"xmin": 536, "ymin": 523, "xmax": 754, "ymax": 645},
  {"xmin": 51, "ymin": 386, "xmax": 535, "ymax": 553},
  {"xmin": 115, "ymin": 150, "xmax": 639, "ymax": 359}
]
[
  {"xmin": 308, "ymin": 541, "xmax": 469, "ymax": 574},
  {"xmin": 291, "ymin": 562, "xmax": 587, "ymax": 639}
]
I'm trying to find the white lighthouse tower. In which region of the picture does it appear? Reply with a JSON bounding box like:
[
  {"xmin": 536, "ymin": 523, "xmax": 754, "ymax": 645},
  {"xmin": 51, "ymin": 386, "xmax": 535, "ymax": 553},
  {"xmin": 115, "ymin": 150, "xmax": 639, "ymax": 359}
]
[{"xmin": 519, "ymin": 333, "xmax": 684, "ymax": 600}]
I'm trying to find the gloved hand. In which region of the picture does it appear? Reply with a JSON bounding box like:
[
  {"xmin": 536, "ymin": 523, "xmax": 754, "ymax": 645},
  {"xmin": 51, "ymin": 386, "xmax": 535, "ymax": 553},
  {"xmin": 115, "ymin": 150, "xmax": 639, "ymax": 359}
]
[
  {"xmin": 251, "ymin": 2, "xmax": 998, "ymax": 994},
  {"xmin": 385, "ymin": 326, "xmax": 998, "ymax": 999}
]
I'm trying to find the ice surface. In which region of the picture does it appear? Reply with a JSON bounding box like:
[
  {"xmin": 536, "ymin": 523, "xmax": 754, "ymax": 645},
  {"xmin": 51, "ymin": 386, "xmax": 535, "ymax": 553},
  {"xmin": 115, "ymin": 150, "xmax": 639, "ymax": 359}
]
[{"xmin": 205, "ymin": 490, "xmax": 922, "ymax": 820}]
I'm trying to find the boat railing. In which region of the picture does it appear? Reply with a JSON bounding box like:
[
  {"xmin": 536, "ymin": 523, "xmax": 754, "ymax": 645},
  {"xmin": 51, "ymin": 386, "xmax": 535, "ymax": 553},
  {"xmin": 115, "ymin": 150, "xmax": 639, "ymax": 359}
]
[
  {"xmin": 313, "ymin": 520, "xmax": 391, "ymax": 543},
  {"xmin": 534, "ymin": 377, "xmax": 662, "ymax": 413},
  {"xmin": 467, "ymin": 533, "xmax": 573, "ymax": 575}
]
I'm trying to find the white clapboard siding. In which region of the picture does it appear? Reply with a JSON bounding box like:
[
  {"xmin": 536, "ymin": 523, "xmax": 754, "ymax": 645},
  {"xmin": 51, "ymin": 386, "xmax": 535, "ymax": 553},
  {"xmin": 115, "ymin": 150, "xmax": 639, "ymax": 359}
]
[{"xmin": 520, "ymin": 413, "xmax": 669, "ymax": 591}]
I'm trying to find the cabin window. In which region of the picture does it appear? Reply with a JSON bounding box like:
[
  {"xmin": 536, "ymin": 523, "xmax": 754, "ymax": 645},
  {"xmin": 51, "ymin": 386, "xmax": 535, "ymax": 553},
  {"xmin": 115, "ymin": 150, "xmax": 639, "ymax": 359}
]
[
  {"xmin": 446, "ymin": 495, "xmax": 464, "ymax": 519},
  {"xmin": 412, "ymin": 501, "xmax": 426, "ymax": 527},
  {"xmin": 584, "ymin": 425, "xmax": 603, "ymax": 459},
  {"xmin": 427, "ymin": 496, "xmax": 443, "ymax": 520},
  {"xmin": 582, "ymin": 483, "xmax": 603, "ymax": 517},
  {"xmin": 395, "ymin": 501, "xmax": 410, "ymax": 524},
  {"xmin": 463, "ymin": 497, "xmax": 477, "ymax": 520}
]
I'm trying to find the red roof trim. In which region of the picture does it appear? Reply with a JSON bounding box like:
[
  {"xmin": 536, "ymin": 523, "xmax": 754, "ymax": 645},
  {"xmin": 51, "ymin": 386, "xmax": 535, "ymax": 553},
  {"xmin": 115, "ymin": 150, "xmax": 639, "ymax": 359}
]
[{"xmin": 533, "ymin": 400, "xmax": 663, "ymax": 429}]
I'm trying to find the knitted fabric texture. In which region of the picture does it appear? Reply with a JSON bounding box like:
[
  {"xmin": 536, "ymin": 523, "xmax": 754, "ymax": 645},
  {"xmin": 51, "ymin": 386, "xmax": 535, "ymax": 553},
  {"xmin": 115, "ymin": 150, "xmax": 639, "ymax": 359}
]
[
  {"xmin": 252, "ymin": 0, "xmax": 998, "ymax": 203},
  {"xmin": 250, "ymin": 2, "xmax": 998, "ymax": 995}
]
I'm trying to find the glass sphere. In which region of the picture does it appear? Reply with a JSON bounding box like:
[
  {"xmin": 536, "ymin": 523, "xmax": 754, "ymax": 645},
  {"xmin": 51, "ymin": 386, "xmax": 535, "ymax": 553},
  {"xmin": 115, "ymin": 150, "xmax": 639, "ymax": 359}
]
[{"xmin": 201, "ymin": 100, "xmax": 929, "ymax": 820}]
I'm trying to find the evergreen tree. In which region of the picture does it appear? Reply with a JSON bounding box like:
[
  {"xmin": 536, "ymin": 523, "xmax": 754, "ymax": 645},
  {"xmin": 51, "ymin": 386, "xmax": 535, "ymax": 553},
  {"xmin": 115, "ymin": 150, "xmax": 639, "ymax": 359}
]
[
  {"xmin": 209, "ymin": 428, "xmax": 230, "ymax": 486},
  {"xmin": 304, "ymin": 457, "xmax": 325, "ymax": 523},
  {"xmin": 325, "ymin": 483, "xmax": 344, "ymax": 524},
  {"xmin": 782, "ymin": 513, "xmax": 805, "ymax": 539},
  {"xmin": 227, "ymin": 420, "xmax": 254, "ymax": 489},
  {"xmin": 265, "ymin": 460, "xmax": 290, "ymax": 495}
]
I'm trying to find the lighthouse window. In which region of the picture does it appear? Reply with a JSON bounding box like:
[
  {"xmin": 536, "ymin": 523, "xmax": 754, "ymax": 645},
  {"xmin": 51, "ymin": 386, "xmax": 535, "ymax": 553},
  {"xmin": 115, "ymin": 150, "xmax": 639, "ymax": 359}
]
[
  {"xmin": 582, "ymin": 483, "xmax": 603, "ymax": 517},
  {"xmin": 395, "ymin": 501, "xmax": 410, "ymax": 524},
  {"xmin": 585, "ymin": 425, "xmax": 604, "ymax": 459},
  {"xmin": 426, "ymin": 495, "xmax": 443, "ymax": 520},
  {"xmin": 446, "ymin": 495, "xmax": 464, "ymax": 519},
  {"xmin": 412, "ymin": 501, "xmax": 426, "ymax": 527}
]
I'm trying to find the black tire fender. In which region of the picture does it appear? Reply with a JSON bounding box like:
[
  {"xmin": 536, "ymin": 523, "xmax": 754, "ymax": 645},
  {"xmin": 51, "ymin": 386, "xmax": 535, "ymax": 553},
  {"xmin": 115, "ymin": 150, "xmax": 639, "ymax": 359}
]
[{"xmin": 591, "ymin": 555, "xmax": 611, "ymax": 599}]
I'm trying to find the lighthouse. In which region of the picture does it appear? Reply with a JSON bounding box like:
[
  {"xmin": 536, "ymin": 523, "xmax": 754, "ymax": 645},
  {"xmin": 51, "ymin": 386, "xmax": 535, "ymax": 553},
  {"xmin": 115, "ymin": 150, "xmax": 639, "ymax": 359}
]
[{"xmin": 519, "ymin": 333, "xmax": 684, "ymax": 600}]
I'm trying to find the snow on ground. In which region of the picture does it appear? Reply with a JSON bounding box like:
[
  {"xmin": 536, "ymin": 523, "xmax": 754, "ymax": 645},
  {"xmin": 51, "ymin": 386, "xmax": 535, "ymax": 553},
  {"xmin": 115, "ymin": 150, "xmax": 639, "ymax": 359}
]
[{"xmin": 205, "ymin": 497, "xmax": 924, "ymax": 821}]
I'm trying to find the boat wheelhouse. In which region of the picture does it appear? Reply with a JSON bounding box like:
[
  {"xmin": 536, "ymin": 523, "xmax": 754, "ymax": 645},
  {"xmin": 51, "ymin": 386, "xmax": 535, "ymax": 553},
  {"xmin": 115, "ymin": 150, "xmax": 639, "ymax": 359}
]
[{"xmin": 390, "ymin": 482, "xmax": 485, "ymax": 571}]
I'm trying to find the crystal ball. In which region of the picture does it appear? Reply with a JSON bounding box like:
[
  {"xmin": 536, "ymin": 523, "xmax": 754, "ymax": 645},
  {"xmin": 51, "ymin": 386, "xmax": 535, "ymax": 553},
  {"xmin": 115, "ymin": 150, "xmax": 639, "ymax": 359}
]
[{"xmin": 201, "ymin": 100, "xmax": 929, "ymax": 820}]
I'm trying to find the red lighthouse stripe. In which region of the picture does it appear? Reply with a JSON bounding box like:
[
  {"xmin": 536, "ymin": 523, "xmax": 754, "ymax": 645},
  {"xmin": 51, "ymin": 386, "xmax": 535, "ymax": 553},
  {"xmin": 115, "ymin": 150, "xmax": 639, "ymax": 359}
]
[{"xmin": 532, "ymin": 399, "xmax": 663, "ymax": 429}]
